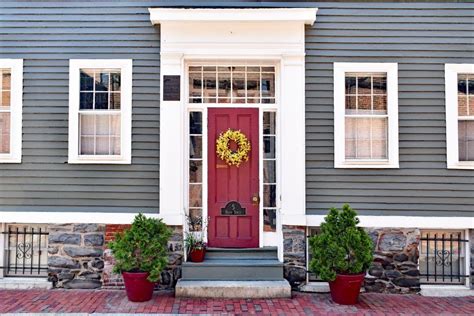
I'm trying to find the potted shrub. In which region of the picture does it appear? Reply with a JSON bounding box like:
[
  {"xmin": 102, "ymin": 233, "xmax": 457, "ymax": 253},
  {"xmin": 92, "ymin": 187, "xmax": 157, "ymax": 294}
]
[
  {"xmin": 109, "ymin": 213, "xmax": 172, "ymax": 302},
  {"xmin": 309, "ymin": 204, "xmax": 373, "ymax": 305}
]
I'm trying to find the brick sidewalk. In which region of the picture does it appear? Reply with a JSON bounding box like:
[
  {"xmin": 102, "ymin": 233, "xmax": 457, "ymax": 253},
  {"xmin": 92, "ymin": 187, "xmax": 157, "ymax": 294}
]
[{"xmin": 0, "ymin": 289, "xmax": 472, "ymax": 315}]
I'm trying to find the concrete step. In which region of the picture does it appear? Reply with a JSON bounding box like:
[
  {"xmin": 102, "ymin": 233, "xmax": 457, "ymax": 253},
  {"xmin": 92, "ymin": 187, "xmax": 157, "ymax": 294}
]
[
  {"xmin": 175, "ymin": 280, "xmax": 291, "ymax": 298},
  {"xmin": 205, "ymin": 247, "xmax": 278, "ymax": 260},
  {"xmin": 182, "ymin": 259, "xmax": 284, "ymax": 281}
]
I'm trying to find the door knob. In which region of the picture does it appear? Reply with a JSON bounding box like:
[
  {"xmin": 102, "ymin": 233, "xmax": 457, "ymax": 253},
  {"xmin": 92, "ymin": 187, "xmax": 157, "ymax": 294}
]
[{"xmin": 252, "ymin": 193, "xmax": 260, "ymax": 206}]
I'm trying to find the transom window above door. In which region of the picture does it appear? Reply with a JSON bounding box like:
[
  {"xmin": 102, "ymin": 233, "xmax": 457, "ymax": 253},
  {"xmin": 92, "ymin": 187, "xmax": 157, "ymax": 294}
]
[{"xmin": 188, "ymin": 66, "xmax": 276, "ymax": 104}]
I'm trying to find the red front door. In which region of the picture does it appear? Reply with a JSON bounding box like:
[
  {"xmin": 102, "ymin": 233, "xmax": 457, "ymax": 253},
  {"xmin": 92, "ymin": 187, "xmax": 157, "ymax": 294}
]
[{"xmin": 208, "ymin": 108, "xmax": 259, "ymax": 248}]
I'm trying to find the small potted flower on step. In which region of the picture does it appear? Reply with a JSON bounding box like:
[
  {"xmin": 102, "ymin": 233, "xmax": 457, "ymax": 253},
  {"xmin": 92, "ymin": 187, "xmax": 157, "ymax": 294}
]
[
  {"xmin": 108, "ymin": 213, "xmax": 172, "ymax": 302},
  {"xmin": 184, "ymin": 213, "xmax": 208, "ymax": 262},
  {"xmin": 309, "ymin": 204, "xmax": 374, "ymax": 305}
]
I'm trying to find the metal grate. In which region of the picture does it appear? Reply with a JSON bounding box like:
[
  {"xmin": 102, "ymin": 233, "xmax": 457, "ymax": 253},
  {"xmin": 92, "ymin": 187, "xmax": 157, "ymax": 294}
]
[
  {"xmin": 419, "ymin": 231, "xmax": 468, "ymax": 285},
  {"xmin": 2, "ymin": 226, "xmax": 49, "ymax": 277}
]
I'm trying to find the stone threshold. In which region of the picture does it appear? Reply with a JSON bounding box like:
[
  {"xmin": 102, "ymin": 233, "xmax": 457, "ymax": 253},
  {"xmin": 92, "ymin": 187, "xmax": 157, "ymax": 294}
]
[
  {"xmin": 420, "ymin": 284, "xmax": 473, "ymax": 297},
  {"xmin": 0, "ymin": 277, "xmax": 51, "ymax": 290}
]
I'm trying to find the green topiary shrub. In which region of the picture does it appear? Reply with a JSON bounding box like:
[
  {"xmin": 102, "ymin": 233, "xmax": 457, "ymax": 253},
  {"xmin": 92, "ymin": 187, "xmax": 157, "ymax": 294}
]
[
  {"xmin": 109, "ymin": 213, "xmax": 172, "ymax": 282},
  {"xmin": 309, "ymin": 204, "xmax": 374, "ymax": 281}
]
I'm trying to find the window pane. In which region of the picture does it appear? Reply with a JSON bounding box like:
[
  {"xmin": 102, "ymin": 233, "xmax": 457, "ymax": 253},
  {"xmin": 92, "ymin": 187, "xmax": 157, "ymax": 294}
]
[
  {"xmin": 80, "ymin": 70, "xmax": 94, "ymax": 91},
  {"xmin": 218, "ymin": 71, "xmax": 231, "ymax": 103},
  {"xmin": 110, "ymin": 92, "xmax": 121, "ymax": 110},
  {"xmin": 357, "ymin": 76, "xmax": 371, "ymax": 95},
  {"xmin": 190, "ymin": 136, "xmax": 202, "ymax": 158},
  {"xmin": 345, "ymin": 95, "xmax": 357, "ymax": 114},
  {"xmin": 345, "ymin": 76, "xmax": 356, "ymax": 94},
  {"xmin": 95, "ymin": 71, "xmax": 109, "ymax": 92},
  {"xmin": 264, "ymin": 160, "xmax": 276, "ymax": 183},
  {"xmin": 189, "ymin": 184, "xmax": 202, "ymax": 207},
  {"xmin": 373, "ymin": 95, "xmax": 387, "ymax": 114},
  {"xmin": 110, "ymin": 114, "xmax": 121, "ymax": 136},
  {"xmin": 372, "ymin": 118, "xmax": 388, "ymax": 159},
  {"xmin": 345, "ymin": 117, "xmax": 357, "ymax": 158},
  {"xmin": 111, "ymin": 136, "xmax": 121, "ymax": 155},
  {"xmin": 2, "ymin": 70, "xmax": 11, "ymax": 91},
  {"xmin": 95, "ymin": 92, "xmax": 108, "ymax": 110},
  {"xmin": 263, "ymin": 184, "xmax": 277, "ymax": 207},
  {"xmin": 80, "ymin": 136, "xmax": 94, "ymax": 155},
  {"xmin": 95, "ymin": 136, "xmax": 109, "ymax": 155},
  {"xmin": 263, "ymin": 112, "xmax": 276, "ymax": 135},
  {"xmin": 264, "ymin": 209, "xmax": 277, "ymax": 232},
  {"xmin": 95, "ymin": 115, "xmax": 109, "ymax": 135},
  {"xmin": 203, "ymin": 71, "xmax": 216, "ymax": 103},
  {"xmin": 232, "ymin": 72, "xmax": 245, "ymax": 100},
  {"xmin": 189, "ymin": 160, "xmax": 202, "ymax": 183},
  {"xmin": 189, "ymin": 112, "xmax": 202, "ymax": 134},
  {"xmin": 372, "ymin": 75, "xmax": 387, "ymax": 94},
  {"xmin": 79, "ymin": 114, "xmax": 94, "ymax": 136},
  {"xmin": 246, "ymin": 72, "xmax": 260, "ymax": 101},
  {"xmin": 188, "ymin": 208, "xmax": 203, "ymax": 232},
  {"xmin": 263, "ymin": 136, "xmax": 276, "ymax": 159},
  {"xmin": 0, "ymin": 112, "xmax": 10, "ymax": 153},
  {"xmin": 110, "ymin": 72, "xmax": 121, "ymax": 92},
  {"xmin": 459, "ymin": 120, "xmax": 474, "ymax": 161},
  {"xmin": 79, "ymin": 92, "xmax": 93, "ymax": 110},
  {"xmin": 261, "ymin": 72, "xmax": 275, "ymax": 99},
  {"xmin": 358, "ymin": 95, "xmax": 371, "ymax": 113},
  {"xmin": 189, "ymin": 72, "xmax": 202, "ymax": 99},
  {"xmin": 1, "ymin": 91, "xmax": 10, "ymax": 107}
]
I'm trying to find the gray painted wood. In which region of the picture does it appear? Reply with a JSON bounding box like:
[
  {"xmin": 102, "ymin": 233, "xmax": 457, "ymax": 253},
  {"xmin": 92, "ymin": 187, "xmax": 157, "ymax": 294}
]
[{"xmin": 0, "ymin": 1, "xmax": 473, "ymax": 218}]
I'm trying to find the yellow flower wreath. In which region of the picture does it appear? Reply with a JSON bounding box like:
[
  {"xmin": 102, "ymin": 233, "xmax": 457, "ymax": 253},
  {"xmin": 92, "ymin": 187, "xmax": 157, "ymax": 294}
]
[{"xmin": 216, "ymin": 129, "xmax": 251, "ymax": 167}]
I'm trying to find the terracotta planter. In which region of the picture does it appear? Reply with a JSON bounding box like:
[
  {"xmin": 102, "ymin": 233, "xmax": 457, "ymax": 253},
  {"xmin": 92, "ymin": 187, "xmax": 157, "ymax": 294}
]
[
  {"xmin": 328, "ymin": 273, "xmax": 365, "ymax": 305},
  {"xmin": 189, "ymin": 248, "xmax": 206, "ymax": 262},
  {"xmin": 122, "ymin": 271, "xmax": 155, "ymax": 302}
]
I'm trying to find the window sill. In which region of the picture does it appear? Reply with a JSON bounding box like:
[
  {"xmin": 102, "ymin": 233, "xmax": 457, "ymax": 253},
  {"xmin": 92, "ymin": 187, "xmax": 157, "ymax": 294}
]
[
  {"xmin": 68, "ymin": 157, "xmax": 131, "ymax": 165},
  {"xmin": 447, "ymin": 163, "xmax": 474, "ymax": 170},
  {"xmin": 0, "ymin": 156, "xmax": 21, "ymax": 164},
  {"xmin": 335, "ymin": 162, "xmax": 399, "ymax": 169}
]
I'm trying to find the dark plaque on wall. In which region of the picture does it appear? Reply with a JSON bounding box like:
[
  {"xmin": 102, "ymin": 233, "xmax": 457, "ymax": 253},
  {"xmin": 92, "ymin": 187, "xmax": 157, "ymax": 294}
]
[
  {"xmin": 221, "ymin": 201, "xmax": 246, "ymax": 216},
  {"xmin": 163, "ymin": 75, "xmax": 180, "ymax": 101}
]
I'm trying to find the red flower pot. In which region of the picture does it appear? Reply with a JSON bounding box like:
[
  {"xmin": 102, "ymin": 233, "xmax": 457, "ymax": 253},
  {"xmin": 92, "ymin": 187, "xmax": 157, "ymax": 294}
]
[
  {"xmin": 328, "ymin": 273, "xmax": 365, "ymax": 305},
  {"xmin": 189, "ymin": 248, "xmax": 206, "ymax": 262},
  {"xmin": 122, "ymin": 271, "xmax": 156, "ymax": 302}
]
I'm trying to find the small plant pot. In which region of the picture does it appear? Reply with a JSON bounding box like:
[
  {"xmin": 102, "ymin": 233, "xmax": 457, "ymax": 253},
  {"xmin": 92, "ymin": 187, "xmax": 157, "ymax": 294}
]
[
  {"xmin": 328, "ymin": 273, "xmax": 365, "ymax": 305},
  {"xmin": 189, "ymin": 248, "xmax": 206, "ymax": 262},
  {"xmin": 122, "ymin": 271, "xmax": 156, "ymax": 302}
]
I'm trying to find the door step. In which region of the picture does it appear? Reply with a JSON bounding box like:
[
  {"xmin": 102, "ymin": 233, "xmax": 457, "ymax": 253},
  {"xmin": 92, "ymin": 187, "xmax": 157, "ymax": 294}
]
[
  {"xmin": 205, "ymin": 246, "xmax": 278, "ymax": 260},
  {"xmin": 175, "ymin": 280, "xmax": 291, "ymax": 298}
]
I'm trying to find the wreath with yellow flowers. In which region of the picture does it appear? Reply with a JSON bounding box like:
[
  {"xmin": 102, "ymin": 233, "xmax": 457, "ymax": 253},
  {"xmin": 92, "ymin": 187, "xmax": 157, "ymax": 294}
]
[{"xmin": 216, "ymin": 129, "xmax": 251, "ymax": 167}]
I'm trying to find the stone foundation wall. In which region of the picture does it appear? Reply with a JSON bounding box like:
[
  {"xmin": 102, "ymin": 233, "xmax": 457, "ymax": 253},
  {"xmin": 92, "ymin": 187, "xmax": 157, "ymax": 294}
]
[
  {"xmin": 282, "ymin": 225, "xmax": 306, "ymax": 289},
  {"xmin": 47, "ymin": 224, "xmax": 105, "ymax": 289},
  {"xmin": 102, "ymin": 224, "xmax": 183, "ymax": 290},
  {"xmin": 365, "ymin": 228, "xmax": 421, "ymax": 294}
]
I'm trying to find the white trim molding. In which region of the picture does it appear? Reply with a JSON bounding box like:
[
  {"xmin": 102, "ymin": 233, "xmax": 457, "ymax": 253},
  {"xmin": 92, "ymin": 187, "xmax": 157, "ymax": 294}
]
[
  {"xmin": 68, "ymin": 59, "xmax": 132, "ymax": 164},
  {"xmin": 307, "ymin": 215, "xmax": 474, "ymax": 229},
  {"xmin": 149, "ymin": 8, "xmax": 317, "ymax": 25},
  {"xmin": 149, "ymin": 8, "xmax": 314, "ymax": 248},
  {"xmin": 445, "ymin": 63, "xmax": 474, "ymax": 170},
  {"xmin": 0, "ymin": 59, "xmax": 23, "ymax": 163},
  {"xmin": 334, "ymin": 62, "xmax": 399, "ymax": 169}
]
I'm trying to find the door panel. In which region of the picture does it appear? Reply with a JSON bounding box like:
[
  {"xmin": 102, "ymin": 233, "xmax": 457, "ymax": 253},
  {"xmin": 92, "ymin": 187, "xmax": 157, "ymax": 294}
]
[{"xmin": 208, "ymin": 108, "xmax": 259, "ymax": 248}]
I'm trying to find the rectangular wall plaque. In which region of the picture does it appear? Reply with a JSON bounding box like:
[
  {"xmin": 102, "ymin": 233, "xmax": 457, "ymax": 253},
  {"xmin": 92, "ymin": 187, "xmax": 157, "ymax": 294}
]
[{"xmin": 163, "ymin": 75, "xmax": 180, "ymax": 101}]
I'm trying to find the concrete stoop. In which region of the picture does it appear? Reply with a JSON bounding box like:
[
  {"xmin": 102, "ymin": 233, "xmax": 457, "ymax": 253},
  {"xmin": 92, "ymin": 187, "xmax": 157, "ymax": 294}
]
[
  {"xmin": 176, "ymin": 247, "xmax": 291, "ymax": 298},
  {"xmin": 175, "ymin": 280, "xmax": 292, "ymax": 298}
]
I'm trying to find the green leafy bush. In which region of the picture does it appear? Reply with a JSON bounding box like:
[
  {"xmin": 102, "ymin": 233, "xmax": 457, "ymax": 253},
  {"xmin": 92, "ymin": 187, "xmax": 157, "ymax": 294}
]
[
  {"xmin": 309, "ymin": 204, "xmax": 373, "ymax": 281},
  {"xmin": 109, "ymin": 213, "xmax": 172, "ymax": 282}
]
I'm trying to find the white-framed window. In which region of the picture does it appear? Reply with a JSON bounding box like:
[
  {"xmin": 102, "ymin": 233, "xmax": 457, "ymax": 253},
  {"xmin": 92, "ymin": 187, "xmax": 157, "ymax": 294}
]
[
  {"xmin": 68, "ymin": 59, "xmax": 132, "ymax": 164},
  {"xmin": 334, "ymin": 63, "xmax": 399, "ymax": 168},
  {"xmin": 445, "ymin": 64, "xmax": 474, "ymax": 169},
  {"xmin": 0, "ymin": 59, "xmax": 22, "ymax": 163}
]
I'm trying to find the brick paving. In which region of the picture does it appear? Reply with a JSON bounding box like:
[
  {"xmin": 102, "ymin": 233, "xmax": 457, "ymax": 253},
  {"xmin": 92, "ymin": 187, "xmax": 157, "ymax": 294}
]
[{"xmin": 0, "ymin": 289, "xmax": 473, "ymax": 315}]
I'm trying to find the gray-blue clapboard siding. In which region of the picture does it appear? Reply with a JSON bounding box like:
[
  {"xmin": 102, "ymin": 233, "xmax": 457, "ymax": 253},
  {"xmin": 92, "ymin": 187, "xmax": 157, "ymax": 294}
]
[{"xmin": 0, "ymin": 1, "xmax": 473, "ymax": 217}]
